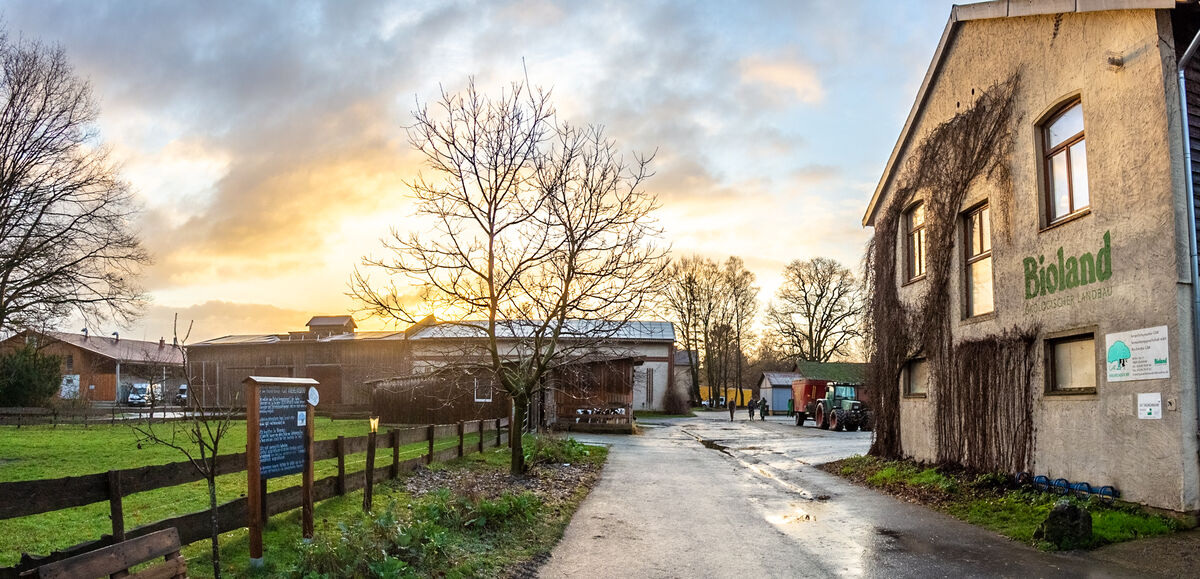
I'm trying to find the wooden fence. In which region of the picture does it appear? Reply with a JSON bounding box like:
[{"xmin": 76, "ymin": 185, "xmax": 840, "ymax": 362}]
[{"xmin": 0, "ymin": 417, "xmax": 510, "ymax": 578}]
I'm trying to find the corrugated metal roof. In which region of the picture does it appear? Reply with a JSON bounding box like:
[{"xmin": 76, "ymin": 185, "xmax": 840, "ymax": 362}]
[
  {"xmin": 31, "ymin": 330, "xmax": 184, "ymax": 365},
  {"xmin": 192, "ymin": 334, "xmax": 282, "ymax": 345},
  {"xmin": 307, "ymin": 315, "xmax": 356, "ymax": 328},
  {"xmin": 407, "ymin": 319, "xmax": 675, "ymax": 342},
  {"xmin": 793, "ymin": 361, "xmax": 867, "ymax": 384},
  {"xmin": 193, "ymin": 330, "xmax": 406, "ymax": 346},
  {"xmin": 762, "ymin": 372, "xmax": 804, "ymax": 387}
]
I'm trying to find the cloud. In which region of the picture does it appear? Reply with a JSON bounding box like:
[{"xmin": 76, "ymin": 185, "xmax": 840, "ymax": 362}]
[{"xmin": 739, "ymin": 55, "xmax": 825, "ymax": 105}]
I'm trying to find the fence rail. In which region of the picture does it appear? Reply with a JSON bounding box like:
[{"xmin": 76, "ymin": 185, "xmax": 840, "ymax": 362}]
[{"xmin": 0, "ymin": 417, "xmax": 510, "ymax": 578}]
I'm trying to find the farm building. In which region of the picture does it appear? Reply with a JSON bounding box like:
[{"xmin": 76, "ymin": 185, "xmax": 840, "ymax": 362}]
[
  {"xmin": 863, "ymin": 0, "xmax": 1200, "ymax": 512},
  {"xmin": 186, "ymin": 316, "xmax": 411, "ymax": 408},
  {"xmin": 0, "ymin": 330, "xmax": 184, "ymax": 403},
  {"xmin": 395, "ymin": 317, "xmax": 675, "ymax": 429},
  {"xmin": 757, "ymin": 372, "xmax": 803, "ymax": 415}
]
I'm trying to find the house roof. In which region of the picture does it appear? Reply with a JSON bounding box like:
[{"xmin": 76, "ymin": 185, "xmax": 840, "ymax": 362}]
[
  {"xmin": 792, "ymin": 360, "xmax": 867, "ymax": 384},
  {"xmin": 407, "ymin": 319, "xmax": 675, "ymax": 342},
  {"xmin": 191, "ymin": 330, "xmax": 406, "ymax": 346},
  {"xmin": 23, "ymin": 330, "xmax": 184, "ymax": 365},
  {"xmin": 761, "ymin": 372, "xmax": 804, "ymax": 387},
  {"xmin": 674, "ymin": 350, "xmax": 698, "ymax": 366},
  {"xmin": 307, "ymin": 315, "xmax": 356, "ymax": 328},
  {"xmin": 862, "ymin": 0, "xmax": 1178, "ymax": 227}
]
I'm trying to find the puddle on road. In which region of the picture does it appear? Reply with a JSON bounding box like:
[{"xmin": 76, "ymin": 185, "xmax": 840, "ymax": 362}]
[
  {"xmin": 766, "ymin": 505, "xmax": 815, "ymax": 525},
  {"xmin": 699, "ymin": 439, "xmax": 731, "ymax": 455}
]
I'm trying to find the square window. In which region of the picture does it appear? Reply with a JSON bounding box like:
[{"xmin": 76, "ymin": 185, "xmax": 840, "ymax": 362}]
[
  {"xmin": 964, "ymin": 205, "xmax": 993, "ymax": 317},
  {"xmin": 1046, "ymin": 333, "xmax": 1096, "ymax": 393},
  {"xmin": 904, "ymin": 358, "xmax": 928, "ymax": 396},
  {"xmin": 474, "ymin": 377, "xmax": 493, "ymax": 403},
  {"xmin": 905, "ymin": 203, "xmax": 927, "ymax": 281},
  {"xmin": 1042, "ymin": 100, "xmax": 1089, "ymax": 224}
]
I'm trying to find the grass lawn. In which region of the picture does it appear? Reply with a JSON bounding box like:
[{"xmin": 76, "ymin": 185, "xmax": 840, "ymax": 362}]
[
  {"xmin": 0, "ymin": 419, "xmax": 488, "ymax": 567},
  {"xmin": 826, "ymin": 455, "xmax": 1182, "ymax": 550},
  {"xmin": 181, "ymin": 438, "xmax": 606, "ymax": 577}
]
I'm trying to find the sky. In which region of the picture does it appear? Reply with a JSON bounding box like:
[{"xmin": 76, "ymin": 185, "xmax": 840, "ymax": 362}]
[{"xmin": 3, "ymin": 0, "xmax": 952, "ymax": 343}]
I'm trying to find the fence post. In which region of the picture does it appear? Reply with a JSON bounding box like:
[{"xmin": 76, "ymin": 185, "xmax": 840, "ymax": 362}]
[
  {"xmin": 426, "ymin": 425, "xmax": 435, "ymax": 465},
  {"xmin": 496, "ymin": 418, "xmax": 502, "ymax": 447},
  {"xmin": 336, "ymin": 435, "xmax": 346, "ymax": 496},
  {"xmin": 477, "ymin": 420, "xmax": 485, "ymax": 454},
  {"xmin": 390, "ymin": 429, "xmax": 400, "ymax": 479},
  {"xmin": 364, "ymin": 430, "xmax": 376, "ymax": 512},
  {"xmin": 107, "ymin": 470, "xmax": 125, "ymax": 542},
  {"xmin": 457, "ymin": 422, "xmax": 465, "ymax": 458}
]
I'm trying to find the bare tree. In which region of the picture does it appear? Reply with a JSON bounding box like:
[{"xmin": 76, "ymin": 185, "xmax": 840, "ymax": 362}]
[
  {"xmin": 660, "ymin": 256, "xmax": 707, "ymax": 403},
  {"xmin": 352, "ymin": 79, "xmax": 666, "ymax": 474},
  {"xmin": 0, "ymin": 31, "xmax": 149, "ymax": 334},
  {"xmin": 134, "ymin": 316, "xmax": 237, "ymax": 579},
  {"xmin": 766, "ymin": 257, "xmax": 863, "ymax": 362},
  {"xmin": 723, "ymin": 257, "xmax": 757, "ymax": 405}
]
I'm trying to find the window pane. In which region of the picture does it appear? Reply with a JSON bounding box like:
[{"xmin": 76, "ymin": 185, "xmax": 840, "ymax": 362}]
[
  {"xmin": 908, "ymin": 360, "xmax": 928, "ymax": 395},
  {"xmin": 969, "ymin": 212, "xmax": 982, "ymax": 256},
  {"xmin": 911, "ymin": 204, "xmax": 925, "ymax": 228},
  {"xmin": 1053, "ymin": 338, "xmax": 1095, "ymax": 390},
  {"xmin": 1048, "ymin": 103, "xmax": 1084, "ymax": 148},
  {"xmin": 914, "ymin": 229, "xmax": 925, "ymax": 276},
  {"xmin": 1050, "ymin": 151, "xmax": 1070, "ymax": 220},
  {"xmin": 980, "ymin": 207, "xmax": 991, "ymax": 252},
  {"xmin": 969, "ymin": 256, "xmax": 994, "ymax": 316},
  {"xmin": 1070, "ymin": 140, "xmax": 1089, "ymax": 210}
]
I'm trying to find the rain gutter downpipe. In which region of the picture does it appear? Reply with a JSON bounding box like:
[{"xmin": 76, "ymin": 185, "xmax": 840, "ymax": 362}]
[{"xmin": 1178, "ymin": 27, "xmax": 1200, "ymax": 440}]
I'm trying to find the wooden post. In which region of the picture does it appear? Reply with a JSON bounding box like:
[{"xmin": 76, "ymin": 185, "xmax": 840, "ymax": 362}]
[
  {"xmin": 457, "ymin": 421, "xmax": 465, "ymax": 458},
  {"xmin": 496, "ymin": 418, "xmax": 502, "ymax": 447},
  {"xmin": 302, "ymin": 402, "xmax": 314, "ymax": 540},
  {"xmin": 246, "ymin": 381, "xmax": 263, "ymax": 567},
  {"xmin": 336, "ymin": 435, "xmax": 346, "ymax": 496},
  {"xmin": 107, "ymin": 470, "xmax": 125, "ymax": 542},
  {"xmin": 364, "ymin": 430, "xmax": 376, "ymax": 512},
  {"xmin": 477, "ymin": 420, "xmax": 485, "ymax": 454},
  {"xmin": 390, "ymin": 429, "xmax": 400, "ymax": 479},
  {"xmin": 426, "ymin": 425, "xmax": 435, "ymax": 464}
]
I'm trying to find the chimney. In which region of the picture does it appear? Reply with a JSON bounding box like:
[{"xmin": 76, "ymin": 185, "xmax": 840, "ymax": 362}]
[
  {"xmin": 111, "ymin": 331, "xmax": 119, "ymax": 343},
  {"xmin": 159, "ymin": 337, "xmax": 165, "ymax": 349},
  {"xmin": 172, "ymin": 337, "xmax": 178, "ymax": 347},
  {"xmin": 81, "ymin": 328, "xmax": 88, "ymax": 340}
]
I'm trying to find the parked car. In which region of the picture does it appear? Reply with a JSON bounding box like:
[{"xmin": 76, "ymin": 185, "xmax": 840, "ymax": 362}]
[
  {"xmin": 700, "ymin": 396, "xmax": 727, "ymax": 408},
  {"xmin": 127, "ymin": 383, "xmax": 152, "ymax": 407}
]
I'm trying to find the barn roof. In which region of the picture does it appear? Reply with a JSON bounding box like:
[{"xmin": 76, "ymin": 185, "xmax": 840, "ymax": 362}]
[
  {"xmin": 307, "ymin": 315, "xmax": 356, "ymax": 328},
  {"xmin": 407, "ymin": 319, "xmax": 675, "ymax": 342},
  {"xmin": 22, "ymin": 330, "xmax": 184, "ymax": 365},
  {"xmin": 761, "ymin": 372, "xmax": 804, "ymax": 387}
]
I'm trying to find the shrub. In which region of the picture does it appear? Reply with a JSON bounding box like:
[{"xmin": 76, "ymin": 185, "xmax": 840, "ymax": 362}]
[
  {"xmin": 662, "ymin": 385, "xmax": 690, "ymax": 415},
  {"xmin": 0, "ymin": 344, "xmax": 62, "ymax": 407},
  {"xmin": 295, "ymin": 506, "xmax": 447, "ymax": 578},
  {"xmin": 523, "ymin": 435, "xmax": 591, "ymax": 466}
]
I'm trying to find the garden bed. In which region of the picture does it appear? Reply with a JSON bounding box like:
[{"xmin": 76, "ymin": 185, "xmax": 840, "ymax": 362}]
[{"xmin": 822, "ymin": 455, "xmax": 1182, "ymax": 551}]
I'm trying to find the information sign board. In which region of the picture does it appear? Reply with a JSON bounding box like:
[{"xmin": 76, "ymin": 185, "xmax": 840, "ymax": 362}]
[{"xmin": 259, "ymin": 385, "xmax": 308, "ymax": 479}]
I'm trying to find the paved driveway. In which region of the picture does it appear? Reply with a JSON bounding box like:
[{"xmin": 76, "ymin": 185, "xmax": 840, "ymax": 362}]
[{"xmin": 538, "ymin": 411, "xmax": 1158, "ymax": 578}]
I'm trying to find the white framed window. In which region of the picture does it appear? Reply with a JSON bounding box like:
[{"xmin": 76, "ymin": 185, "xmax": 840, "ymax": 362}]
[
  {"xmin": 964, "ymin": 204, "xmax": 993, "ymax": 317},
  {"xmin": 474, "ymin": 377, "xmax": 493, "ymax": 403}
]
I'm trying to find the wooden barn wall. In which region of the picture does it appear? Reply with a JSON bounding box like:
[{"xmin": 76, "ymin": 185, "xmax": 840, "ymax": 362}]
[{"xmin": 372, "ymin": 374, "xmax": 510, "ymax": 425}]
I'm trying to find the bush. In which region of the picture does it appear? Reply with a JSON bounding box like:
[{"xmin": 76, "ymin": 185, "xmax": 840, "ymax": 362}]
[
  {"xmin": 0, "ymin": 344, "xmax": 62, "ymax": 407},
  {"xmin": 295, "ymin": 506, "xmax": 447, "ymax": 578},
  {"xmin": 662, "ymin": 385, "xmax": 690, "ymax": 415},
  {"xmin": 523, "ymin": 435, "xmax": 592, "ymax": 466}
]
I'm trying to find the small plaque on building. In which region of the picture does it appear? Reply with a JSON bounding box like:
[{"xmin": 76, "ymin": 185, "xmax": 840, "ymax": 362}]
[
  {"xmin": 1105, "ymin": 326, "xmax": 1169, "ymax": 382},
  {"xmin": 1137, "ymin": 393, "xmax": 1162, "ymax": 420}
]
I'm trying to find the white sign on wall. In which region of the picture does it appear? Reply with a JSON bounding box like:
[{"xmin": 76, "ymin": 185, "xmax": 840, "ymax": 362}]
[
  {"xmin": 1137, "ymin": 393, "xmax": 1162, "ymax": 419},
  {"xmin": 1105, "ymin": 325, "xmax": 1170, "ymax": 382}
]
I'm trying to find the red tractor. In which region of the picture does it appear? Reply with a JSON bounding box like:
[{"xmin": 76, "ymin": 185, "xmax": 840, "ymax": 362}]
[{"xmin": 791, "ymin": 379, "xmax": 872, "ymax": 431}]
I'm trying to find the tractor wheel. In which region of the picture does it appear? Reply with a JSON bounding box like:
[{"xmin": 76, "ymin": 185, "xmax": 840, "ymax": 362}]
[
  {"xmin": 844, "ymin": 420, "xmax": 859, "ymax": 432},
  {"xmin": 830, "ymin": 409, "xmax": 847, "ymax": 431},
  {"xmin": 815, "ymin": 405, "xmax": 829, "ymax": 429},
  {"xmin": 794, "ymin": 411, "xmax": 807, "ymax": 427}
]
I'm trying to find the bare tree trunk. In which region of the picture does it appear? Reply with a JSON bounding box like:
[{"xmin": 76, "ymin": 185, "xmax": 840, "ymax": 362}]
[
  {"xmin": 510, "ymin": 397, "xmax": 528, "ymax": 475},
  {"xmin": 208, "ymin": 473, "xmax": 220, "ymax": 579}
]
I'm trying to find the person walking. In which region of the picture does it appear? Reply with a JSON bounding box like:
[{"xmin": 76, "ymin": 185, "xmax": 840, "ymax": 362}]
[
  {"xmin": 760, "ymin": 398, "xmax": 769, "ymax": 421},
  {"xmin": 727, "ymin": 399, "xmax": 735, "ymax": 421},
  {"xmin": 748, "ymin": 396, "xmax": 756, "ymax": 420}
]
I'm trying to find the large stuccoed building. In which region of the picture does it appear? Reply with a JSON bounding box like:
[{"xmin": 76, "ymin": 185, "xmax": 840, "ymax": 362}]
[{"xmin": 863, "ymin": 0, "xmax": 1200, "ymax": 512}]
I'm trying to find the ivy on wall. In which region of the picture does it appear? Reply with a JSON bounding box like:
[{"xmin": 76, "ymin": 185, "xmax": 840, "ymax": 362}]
[{"xmin": 866, "ymin": 74, "xmax": 1038, "ymax": 474}]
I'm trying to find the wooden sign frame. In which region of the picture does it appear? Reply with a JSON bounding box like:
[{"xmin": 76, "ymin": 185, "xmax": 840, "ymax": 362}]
[{"xmin": 244, "ymin": 376, "xmax": 319, "ymax": 568}]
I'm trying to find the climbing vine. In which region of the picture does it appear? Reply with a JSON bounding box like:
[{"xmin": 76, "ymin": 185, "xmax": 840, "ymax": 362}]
[{"xmin": 867, "ymin": 74, "xmax": 1038, "ymax": 474}]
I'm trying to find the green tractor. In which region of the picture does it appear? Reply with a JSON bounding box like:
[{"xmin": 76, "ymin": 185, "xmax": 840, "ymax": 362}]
[{"xmin": 793, "ymin": 381, "xmax": 872, "ymax": 432}]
